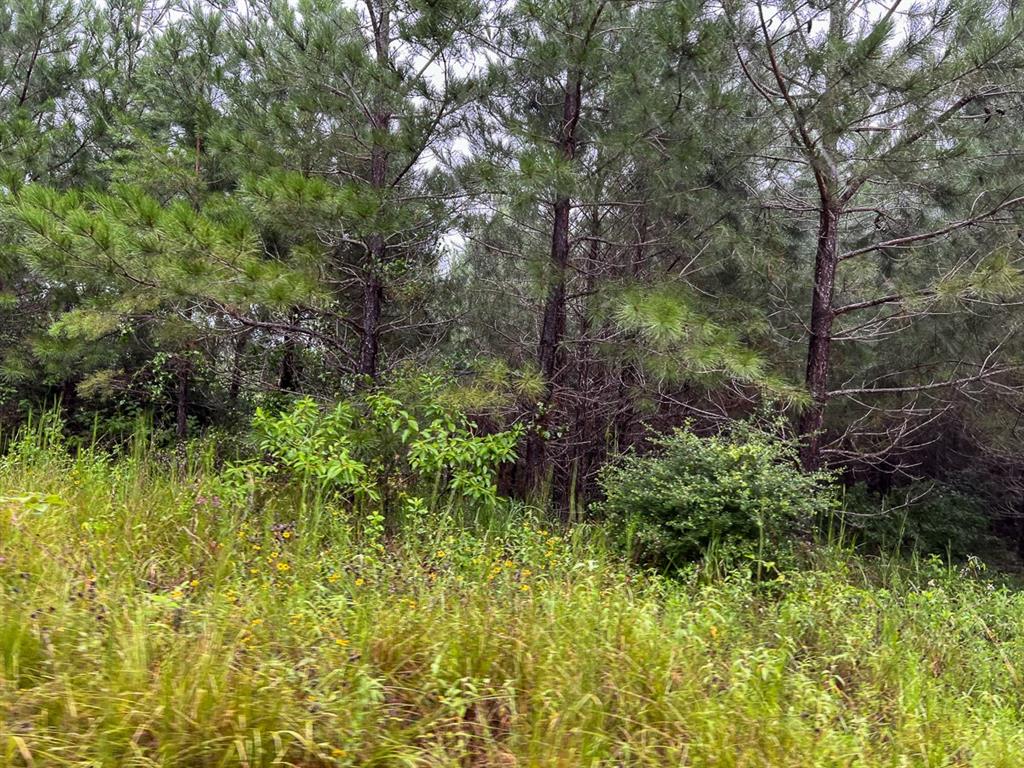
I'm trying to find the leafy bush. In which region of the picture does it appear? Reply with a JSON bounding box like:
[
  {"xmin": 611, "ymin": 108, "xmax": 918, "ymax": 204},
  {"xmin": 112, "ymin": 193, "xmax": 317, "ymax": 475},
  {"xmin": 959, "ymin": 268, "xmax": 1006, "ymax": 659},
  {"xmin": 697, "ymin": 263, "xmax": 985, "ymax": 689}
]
[
  {"xmin": 595, "ymin": 427, "xmax": 836, "ymax": 572},
  {"xmin": 236, "ymin": 376, "xmax": 523, "ymax": 525}
]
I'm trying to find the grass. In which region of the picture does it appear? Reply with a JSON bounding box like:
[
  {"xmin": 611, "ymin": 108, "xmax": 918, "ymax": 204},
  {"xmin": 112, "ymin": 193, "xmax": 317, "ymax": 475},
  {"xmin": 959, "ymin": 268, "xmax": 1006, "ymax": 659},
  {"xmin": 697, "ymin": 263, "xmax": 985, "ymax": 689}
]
[{"xmin": 4, "ymin": 433, "xmax": 1024, "ymax": 766}]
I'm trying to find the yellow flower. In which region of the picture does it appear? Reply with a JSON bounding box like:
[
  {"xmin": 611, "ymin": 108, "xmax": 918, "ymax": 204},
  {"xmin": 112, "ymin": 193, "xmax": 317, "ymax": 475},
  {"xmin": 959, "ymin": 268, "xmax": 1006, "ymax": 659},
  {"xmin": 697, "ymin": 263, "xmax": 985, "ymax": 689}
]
[
  {"xmin": 171, "ymin": 589, "xmax": 184, "ymax": 600},
  {"xmin": 519, "ymin": 584, "xmax": 530, "ymax": 592},
  {"xmin": 354, "ymin": 577, "xmax": 365, "ymax": 587},
  {"xmin": 709, "ymin": 625, "xmax": 719, "ymax": 639},
  {"xmin": 435, "ymin": 549, "xmax": 446, "ymax": 559},
  {"xmin": 269, "ymin": 551, "xmax": 279, "ymax": 560},
  {"xmin": 189, "ymin": 579, "xmax": 199, "ymax": 588},
  {"xmin": 283, "ymin": 530, "xmax": 292, "ymax": 539},
  {"xmin": 331, "ymin": 747, "xmax": 347, "ymax": 757},
  {"xmin": 252, "ymin": 544, "xmax": 262, "ymax": 551},
  {"xmin": 328, "ymin": 573, "xmax": 341, "ymax": 583},
  {"xmin": 334, "ymin": 637, "xmax": 349, "ymax": 647},
  {"xmin": 276, "ymin": 562, "xmax": 290, "ymax": 572},
  {"xmin": 250, "ymin": 618, "xmax": 263, "ymax": 626},
  {"xmin": 521, "ymin": 569, "xmax": 532, "ymax": 578}
]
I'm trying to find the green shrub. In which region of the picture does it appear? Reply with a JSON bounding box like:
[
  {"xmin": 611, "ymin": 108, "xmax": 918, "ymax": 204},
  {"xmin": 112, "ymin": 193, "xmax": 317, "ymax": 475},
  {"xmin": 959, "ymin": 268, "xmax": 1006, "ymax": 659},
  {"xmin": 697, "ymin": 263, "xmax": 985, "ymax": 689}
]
[
  {"xmin": 234, "ymin": 375, "xmax": 523, "ymax": 526},
  {"xmin": 595, "ymin": 427, "xmax": 836, "ymax": 573}
]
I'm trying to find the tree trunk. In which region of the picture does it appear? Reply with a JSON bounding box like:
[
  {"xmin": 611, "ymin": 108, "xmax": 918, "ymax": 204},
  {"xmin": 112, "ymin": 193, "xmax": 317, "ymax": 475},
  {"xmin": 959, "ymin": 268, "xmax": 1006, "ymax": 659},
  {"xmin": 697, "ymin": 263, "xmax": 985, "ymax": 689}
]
[
  {"xmin": 521, "ymin": 69, "xmax": 582, "ymax": 495},
  {"xmin": 358, "ymin": 271, "xmax": 384, "ymax": 379},
  {"xmin": 536, "ymin": 72, "xmax": 581, "ymax": 385},
  {"xmin": 229, "ymin": 330, "xmax": 250, "ymax": 405},
  {"xmin": 798, "ymin": 202, "xmax": 841, "ymax": 470},
  {"xmin": 176, "ymin": 359, "xmax": 189, "ymax": 441},
  {"xmin": 358, "ymin": 2, "xmax": 392, "ymax": 383},
  {"xmin": 278, "ymin": 310, "xmax": 301, "ymax": 391}
]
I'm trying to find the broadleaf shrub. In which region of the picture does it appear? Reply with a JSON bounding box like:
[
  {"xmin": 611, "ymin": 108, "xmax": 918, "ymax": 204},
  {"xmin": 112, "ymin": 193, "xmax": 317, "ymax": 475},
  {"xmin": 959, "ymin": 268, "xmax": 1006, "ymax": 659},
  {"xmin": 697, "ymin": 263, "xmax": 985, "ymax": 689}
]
[
  {"xmin": 239, "ymin": 375, "xmax": 523, "ymax": 522},
  {"xmin": 595, "ymin": 427, "xmax": 837, "ymax": 572}
]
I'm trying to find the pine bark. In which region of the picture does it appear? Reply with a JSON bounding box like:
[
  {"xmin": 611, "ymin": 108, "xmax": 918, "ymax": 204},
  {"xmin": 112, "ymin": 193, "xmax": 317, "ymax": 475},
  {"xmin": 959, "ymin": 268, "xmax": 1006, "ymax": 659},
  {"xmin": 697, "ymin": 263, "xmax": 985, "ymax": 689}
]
[
  {"xmin": 798, "ymin": 201, "xmax": 841, "ymax": 470},
  {"xmin": 358, "ymin": 0, "xmax": 392, "ymax": 381},
  {"xmin": 521, "ymin": 68, "xmax": 582, "ymax": 493}
]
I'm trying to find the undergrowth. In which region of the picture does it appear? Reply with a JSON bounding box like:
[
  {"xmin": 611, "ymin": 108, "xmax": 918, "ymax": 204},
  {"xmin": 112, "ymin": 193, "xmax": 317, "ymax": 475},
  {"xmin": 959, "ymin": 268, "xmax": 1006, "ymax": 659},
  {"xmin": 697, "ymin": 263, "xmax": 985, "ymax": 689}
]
[{"xmin": 3, "ymin": 427, "xmax": 1024, "ymax": 766}]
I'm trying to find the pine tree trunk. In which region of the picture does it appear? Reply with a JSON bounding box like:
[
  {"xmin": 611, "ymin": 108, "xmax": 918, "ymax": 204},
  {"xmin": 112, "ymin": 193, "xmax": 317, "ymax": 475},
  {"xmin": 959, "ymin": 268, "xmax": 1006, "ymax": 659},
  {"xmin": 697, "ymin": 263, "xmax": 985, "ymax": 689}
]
[
  {"xmin": 522, "ymin": 68, "xmax": 582, "ymax": 494},
  {"xmin": 229, "ymin": 330, "xmax": 250, "ymax": 405},
  {"xmin": 176, "ymin": 359, "xmax": 189, "ymax": 442},
  {"xmin": 359, "ymin": 270, "xmax": 384, "ymax": 379},
  {"xmin": 358, "ymin": 4, "xmax": 391, "ymax": 382},
  {"xmin": 798, "ymin": 202, "xmax": 841, "ymax": 470},
  {"xmin": 278, "ymin": 310, "xmax": 301, "ymax": 391}
]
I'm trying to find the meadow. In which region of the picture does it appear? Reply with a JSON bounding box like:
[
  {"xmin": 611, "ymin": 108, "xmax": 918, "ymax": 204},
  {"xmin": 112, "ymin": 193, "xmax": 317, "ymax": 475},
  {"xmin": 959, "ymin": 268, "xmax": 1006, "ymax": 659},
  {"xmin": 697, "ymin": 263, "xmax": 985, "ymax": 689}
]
[{"xmin": 4, "ymin": 428, "xmax": 1024, "ymax": 767}]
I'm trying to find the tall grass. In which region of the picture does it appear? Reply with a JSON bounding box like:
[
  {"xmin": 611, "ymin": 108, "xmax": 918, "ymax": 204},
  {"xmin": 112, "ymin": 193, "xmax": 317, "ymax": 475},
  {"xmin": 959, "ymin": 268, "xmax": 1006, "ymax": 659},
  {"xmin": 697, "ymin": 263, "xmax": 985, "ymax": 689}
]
[{"xmin": 3, "ymin": 427, "xmax": 1024, "ymax": 766}]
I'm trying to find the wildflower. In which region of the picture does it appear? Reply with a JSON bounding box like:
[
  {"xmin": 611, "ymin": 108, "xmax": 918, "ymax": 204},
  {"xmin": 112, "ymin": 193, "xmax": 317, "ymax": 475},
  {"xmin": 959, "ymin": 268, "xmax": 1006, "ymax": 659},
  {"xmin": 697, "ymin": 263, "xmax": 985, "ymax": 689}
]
[
  {"xmin": 521, "ymin": 569, "xmax": 532, "ymax": 578},
  {"xmin": 189, "ymin": 579, "xmax": 199, "ymax": 588},
  {"xmin": 171, "ymin": 589, "xmax": 184, "ymax": 600},
  {"xmin": 250, "ymin": 618, "xmax": 263, "ymax": 626},
  {"xmin": 269, "ymin": 551, "xmax": 279, "ymax": 560},
  {"xmin": 276, "ymin": 562, "xmax": 290, "ymax": 572},
  {"xmin": 331, "ymin": 747, "xmax": 347, "ymax": 758},
  {"xmin": 435, "ymin": 549, "xmax": 446, "ymax": 559},
  {"xmin": 709, "ymin": 625, "xmax": 719, "ymax": 639},
  {"xmin": 354, "ymin": 577, "xmax": 365, "ymax": 587},
  {"xmin": 328, "ymin": 573, "xmax": 341, "ymax": 583},
  {"xmin": 504, "ymin": 560, "xmax": 515, "ymax": 568},
  {"xmin": 249, "ymin": 568, "xmax": 258, "ymax": 575},
  {"xmin": 519, "ymin": 584, "xmax": 530, "ymax": 592},
  {"xmin": 283, "ymin": 531, "xmax": 292, "ymax": 539},
  {"xmin": 252, "ymin": 544, "xmax": 262, "ymax": 551},
  {"xmin": 334, "ymin": 637, "xmax": 349, "ymax": 647}
]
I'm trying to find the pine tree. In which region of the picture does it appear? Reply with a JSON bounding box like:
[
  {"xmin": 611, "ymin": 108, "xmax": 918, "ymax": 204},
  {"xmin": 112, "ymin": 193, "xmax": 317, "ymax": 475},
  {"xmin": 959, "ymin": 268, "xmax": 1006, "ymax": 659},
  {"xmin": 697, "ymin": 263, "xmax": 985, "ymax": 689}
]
[{"xmin": 733, "ymin": 0, "xmax": 1024, "ymax": 469}]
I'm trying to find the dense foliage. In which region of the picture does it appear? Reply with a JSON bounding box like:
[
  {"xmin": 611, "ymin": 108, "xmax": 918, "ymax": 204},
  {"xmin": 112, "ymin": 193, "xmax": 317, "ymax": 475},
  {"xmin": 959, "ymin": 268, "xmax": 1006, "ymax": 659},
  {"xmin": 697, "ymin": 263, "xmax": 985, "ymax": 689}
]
[
  {"xmin": 597, "ymin": 427, "xmax": 836, "ymax": 571},
  {"xmin": 3, "ymin": 0, "xmax": 1024, "ymax": 558}
]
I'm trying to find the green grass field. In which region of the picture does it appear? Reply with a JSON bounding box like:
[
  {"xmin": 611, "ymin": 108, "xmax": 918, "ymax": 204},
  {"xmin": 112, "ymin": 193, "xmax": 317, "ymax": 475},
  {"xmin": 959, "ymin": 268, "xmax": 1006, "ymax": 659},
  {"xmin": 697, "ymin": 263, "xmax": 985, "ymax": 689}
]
[{"xmin": 4, "ymin": 438, "xmax": 1024, "ymax": 767}]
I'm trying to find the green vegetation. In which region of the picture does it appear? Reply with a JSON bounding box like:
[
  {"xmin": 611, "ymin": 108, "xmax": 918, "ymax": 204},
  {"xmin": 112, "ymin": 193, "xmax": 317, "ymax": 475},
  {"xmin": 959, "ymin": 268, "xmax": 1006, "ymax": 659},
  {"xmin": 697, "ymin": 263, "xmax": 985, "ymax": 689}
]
[
  {"xmin": 6, "ymin": 0, "xmax": 1024, "ymax": 762},
  {"xmin": 597, "ymin": 425, "xmax": 835, "ymax": 573},
  {"xmin": 4, "ymin": 417, "xmax": 1024, "ymax": 767}
]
